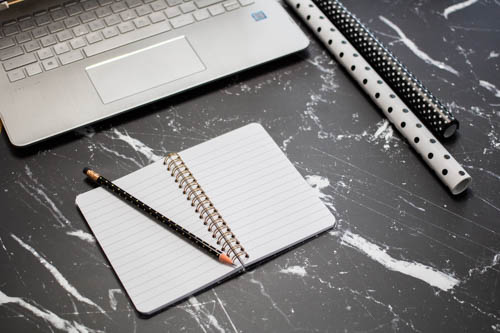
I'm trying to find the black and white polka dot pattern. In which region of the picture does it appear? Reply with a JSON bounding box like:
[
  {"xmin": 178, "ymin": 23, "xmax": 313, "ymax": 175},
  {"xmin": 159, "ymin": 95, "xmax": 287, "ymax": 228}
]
[
  {"xmin": 311, "ymin": 0, "xmax": 460, "ymax": 139},
  {"xmin": 287, "ymin": 0, "xmax": 471, "ymax": 194}
]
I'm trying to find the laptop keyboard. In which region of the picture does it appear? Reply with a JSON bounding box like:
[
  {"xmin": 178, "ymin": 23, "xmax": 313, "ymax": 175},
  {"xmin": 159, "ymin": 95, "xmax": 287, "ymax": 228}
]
[{"xmin": 0, "ymin": 0, "xmax": 255, "ymax": 83}]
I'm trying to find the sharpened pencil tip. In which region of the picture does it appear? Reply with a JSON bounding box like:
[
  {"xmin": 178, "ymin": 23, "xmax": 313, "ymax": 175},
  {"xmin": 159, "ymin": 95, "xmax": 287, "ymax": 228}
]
[
  {"xmin": 83, "ymin": 167, "xmax": 90, "ymax": 175},
  {"xmin": 219, "ymin": 253, "xmax": 233, "ymax": 265}
]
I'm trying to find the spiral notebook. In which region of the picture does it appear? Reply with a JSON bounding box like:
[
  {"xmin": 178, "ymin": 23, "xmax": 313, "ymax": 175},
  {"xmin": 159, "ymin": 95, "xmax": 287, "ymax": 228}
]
[{"xmin": 76, "ymin": 123, "xmax": 336, "ymax": 315}]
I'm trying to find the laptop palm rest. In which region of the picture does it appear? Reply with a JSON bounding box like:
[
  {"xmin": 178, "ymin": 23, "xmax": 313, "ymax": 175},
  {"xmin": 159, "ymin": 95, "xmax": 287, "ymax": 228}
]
[{"xmin": 86, "ymin": 36, "xmax": 206, "ymax": 104}]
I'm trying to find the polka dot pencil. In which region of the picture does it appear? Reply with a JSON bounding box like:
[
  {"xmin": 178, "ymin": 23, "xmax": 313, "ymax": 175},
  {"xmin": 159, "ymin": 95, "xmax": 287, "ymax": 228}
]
[
  {"xmin": 309, "ymin": 0, "xmax": 460, "ymax": 139},
  {"xmin": 286, "ymin": 0, "xmax": 471, "ymax": 194},
  {"xmin": 83, "ymin": 168, "xmax": 234, "ymax": 265}
]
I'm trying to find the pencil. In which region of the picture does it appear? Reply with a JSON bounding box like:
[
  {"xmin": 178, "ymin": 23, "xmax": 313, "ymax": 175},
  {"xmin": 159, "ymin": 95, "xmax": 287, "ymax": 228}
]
[{"xmin": 83, "ymin": 167, "xmax": 234, "ymax": 266}]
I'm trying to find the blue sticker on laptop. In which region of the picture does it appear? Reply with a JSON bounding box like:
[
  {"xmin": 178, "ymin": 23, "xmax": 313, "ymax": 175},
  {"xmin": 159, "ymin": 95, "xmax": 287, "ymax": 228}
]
[{"xmin": 252, "ymin": 11, "xmax": 267, "ymax": 21}]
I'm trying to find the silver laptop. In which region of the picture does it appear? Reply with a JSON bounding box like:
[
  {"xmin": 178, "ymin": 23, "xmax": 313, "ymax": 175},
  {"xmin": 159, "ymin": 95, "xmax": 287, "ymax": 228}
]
[{"xmin": 0, "ymin": 0, "xmax": 308, "ymax": 146}]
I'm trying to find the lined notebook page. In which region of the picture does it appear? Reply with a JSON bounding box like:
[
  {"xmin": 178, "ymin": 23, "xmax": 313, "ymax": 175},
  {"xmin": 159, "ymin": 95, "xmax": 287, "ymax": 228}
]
[
  {"xmin": 180, "ymin": 123, "xmax": 336, "ymax": 266},
  {"xmin": 76, "ymin": 160, "xmax": 238, "ymax": 315}
]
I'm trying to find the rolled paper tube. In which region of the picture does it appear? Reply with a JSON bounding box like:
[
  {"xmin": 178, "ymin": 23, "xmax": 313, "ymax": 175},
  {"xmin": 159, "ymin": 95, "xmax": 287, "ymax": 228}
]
[
  {"xmin": 286, "ymin": 0, "xmax": 471, "ymax": 194},
  {"xmin": 311, "ymin": 0, "xmax": 459, "ymax": 139}
]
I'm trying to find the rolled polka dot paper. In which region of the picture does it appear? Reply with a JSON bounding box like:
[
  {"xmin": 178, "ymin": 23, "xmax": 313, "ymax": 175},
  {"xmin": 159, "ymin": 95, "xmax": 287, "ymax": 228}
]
[
  {"xmin": 310, "ymin": 0, "xmax": 459, "ymax": 139},
  {"xmin": 286, "ymin": 0, "xmax": 471, "ymax": 194}
]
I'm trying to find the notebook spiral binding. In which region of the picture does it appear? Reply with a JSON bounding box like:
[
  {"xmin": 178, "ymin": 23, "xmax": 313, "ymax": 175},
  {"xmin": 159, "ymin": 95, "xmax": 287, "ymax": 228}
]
[{"xmin": 164, "ymin": 153, "xmax": 249, "ymax": 262}]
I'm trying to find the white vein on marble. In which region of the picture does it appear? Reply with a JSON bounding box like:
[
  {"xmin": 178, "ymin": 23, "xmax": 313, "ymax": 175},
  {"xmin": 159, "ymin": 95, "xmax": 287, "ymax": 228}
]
[
  {"xmin": 468, "ymin": 253, "xmax": 500, "ymax": 277},
  {"xmin": 479, "ymin": 80, "xmax": 500, "ymax": 98},
  {"xmin": 0, "ymin": 290, "xmax": 99, "ymax": 333},
  {"xmin": 20, "ymin": 165, "xmax": 71, "ymax": 227},
  {"xmin": 488, "ymin": 51, "xmax": 499, "ymax": 59},
  {"xmin": 370, "ymin": 120, "xmax": 395, "ymax": 151},
  {"xmin": 66, "ymin": 230, "xmax": 95, "ymax": 243},
  {"xmin": 177, "ymin": 297, "xmax": 226, "ymax": 333},
  {"xmin": 301, "ymin": 53, "xmax": 339, "ymax": 139},
  {"xmin": 11, "ymin": 234, "xmax": 107, "ymax": 315},
  {"xmin": 108, "ymin": 289, "xmax": 122, "ymax": 311},
  {"xmin": 340, "ymin": 231, "xmax": 460, "ymax": 291},
  {"xmin": 19, "ymin": 166, "xmax": 95, "ymax": 243},
  {"xmin": 279, "ymin": 265, "xmax": 308, "ymax": 277},
  {"xmin": 379, "ymin": 16, "xmax": 460, "ymax": 76},
  {"xmin": 305, "ymin": 175, "xmax": 337, "ymax": 212},
  {"xmin": 249, "ymin": 276, "xmax": 293, "ymax": 327},
  {"xmin": 398, "ymin": 195, "xmax": 426, "ymax": 212},
  {"xmin": 443, "ymin": 0, "xmax": 479, "ymax": 19},
  {"xmin": 213, "ymin": 290, "xmax": 238, "ymax": 333},
  {"xmin": 95, "ymin": 142, "xmax": 143, "ymax": 168},
  {"xmin": 110, "ymin": 128, "xmax": 163, "ymax": 164}
]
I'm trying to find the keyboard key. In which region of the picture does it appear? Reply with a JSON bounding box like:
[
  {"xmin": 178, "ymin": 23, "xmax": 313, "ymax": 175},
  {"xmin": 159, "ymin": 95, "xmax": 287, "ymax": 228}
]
[
  {"xmin": 98, "ymin": 0, "xmax": 113, "ymax": 5},
  {"xmin": 19, "ymin": 19, "xmax": 36, "ymax": 31},
  {"xmin": 223, "ymin": 0, "xmax": 239, "ymax": 10},
  {"xmin": 89, "ymin": 19, "xmax": 106, "ymax": 31},
  {"xmin": 165, "ymin": 7, "xmax": 181, "ymax": 18},
  {"xmin": 3, "ymin": 53, "xmax": 37, "ymax": 71},
  {"xmin": 15, "ymin": 32, "xmax": 32, "ymax": 44},
  {"xmin": 32, "ymin": 26, "xmax": 49, "ymax": 38},
  {"xmin": 136, "ymin": 4, "xmax": 152, "ymax": 16},
  {"xmin": 180, "ymin": 2, "xmax": 196, "ymax": 13},
  {"xmin": 67, "ymin": 4, "xmax": 84, "ymax": 16},
  {"xmin": 126, "ymin": 0, "xmax": 143, "ymax": 8},
  {"xmin": 42, "ymin": 57, "xmax": 59, "ymax": 71},
  {"xmin": 54, "ymin": 42, "xmax": 71, "ymax": 55},
  {"xmin": 111, "ymin": 2, "xmax": 127, "ymax": 13},
  {"xmin": 73, "ymin": 25, "xmax": 90, "ymax": 36},
  {"xmin": 0, "ymin": 38, "xmax": 15, "ymax": 50},
  {"xmin": 48, "ymin": 21, "xmax": 65, "ymax": 33},
  {"xmin": 170, "ymin": 14, "xmax": 194, "ymax": 28},
  {"xmin": 193, "ymin": 8, "xmax": 209, "ymax": 21},
  {"xmin": 96, "ymin": 6, "xmax": 113, "ymax": 18},
  {"xmin": 208, "ymin": 4, "xmax": 224, "ymax": 16},
  {"xmin": 238, "ymin": 0, "xmax": 254, "ymax": 5},
  {"xmin": 149, "ymin": 11, "xmax": 166, "ymax": 23},
  {"xmin": 194, "ymin": 0, "xmax": 223, "ymax": 8},
  {"xmin": 37, "ymin": 48, "xmax": 53, "ymax": 60},
  {"xmin": 51, "ymin": 8, "xmax": 68, "ymax": 21},
  {"xmin": 117, "ymin": 21, "xmax": 135, "ymax": 33},
  {"xmin": 25, "ymin": 63, "xmax": 43, "ymax": 76},
  {"xmin": 7, "ymin": 68, "xmax": 26, "ymax": 82},
  {"xmin": 0, "ymin": 46, "xmax": 24, "ymax": 61},
  {"xmin": 24, "ymin": 40, "xmax": 41, "ymax": 53},
  {"xmin": 35, "ymin": 13, "xmax": 52, "ymax": 26},
  {"xmin": 82, "ymin": 0, "xmax": 99, "ymax": 11},
  {"xmin": 80, "ymin": 11, "xmax": 97, "ymax": 23},
  {"xmin": 133, "ymin": 17, "xmax": 150, "ymax": 28},
  {"xmin": 120, "ymin": 9, "xmax": 138, "ymax": 21},
  {"xmin": 59, "ymin": 50, "xmax": 84, "ymax": 65},
  {"xmin": 40, "ymin": 35, "xmax": 57, "ymax": 47},
  {"xmin": 70, "ymin": 37, "xmax": 87, "ymax": 49},
  {"xmin": 151, "ymin": 0, "xmax": 167, "ymax": 11},
  {"xmin": 166, "ymin": 0, "xmax": 182, "ymax": 5},
  {"xmin": 84, "ymin": 20, "xmax": 170, "ymax": 57},
  {"xmin": 64, "ymin": 16, "xmax": 81, "ymax": 28},
  {"xmin": 86, "ymin": 32, "xmax": 103, "ymax": 44},
  {"xmin": 104, "ymin": 14, "xmax": 121, "ymax": 26},
  {"xmin": 102, "ymin": 26, "xmax": 119, "ymax": 39},
  {"xmin": 3, "ymin": 24, "xmax": 20, "ymax": 36},
  {"xmin": 57, "ymin": 30, "xmax": 74, "ymax": 42}
]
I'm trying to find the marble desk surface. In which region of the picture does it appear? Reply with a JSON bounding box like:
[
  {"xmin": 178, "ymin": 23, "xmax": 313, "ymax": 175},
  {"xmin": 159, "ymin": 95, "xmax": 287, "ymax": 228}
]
[{"xmin": 1, "ymin": 0, "xmax": 499, "ymax": 332}]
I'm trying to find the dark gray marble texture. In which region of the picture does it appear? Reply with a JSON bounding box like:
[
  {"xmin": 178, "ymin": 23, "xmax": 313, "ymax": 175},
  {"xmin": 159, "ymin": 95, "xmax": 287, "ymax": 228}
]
[{"xmin": 1, "ymin": 0, "xmax": 499, "ymax": 332}]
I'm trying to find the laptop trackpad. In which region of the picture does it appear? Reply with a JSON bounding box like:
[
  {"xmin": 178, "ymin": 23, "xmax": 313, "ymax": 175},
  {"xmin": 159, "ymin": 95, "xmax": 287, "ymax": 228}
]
[{"xmin": 86, "ymin": 36, "xmax": 206, "ymax": 104}]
